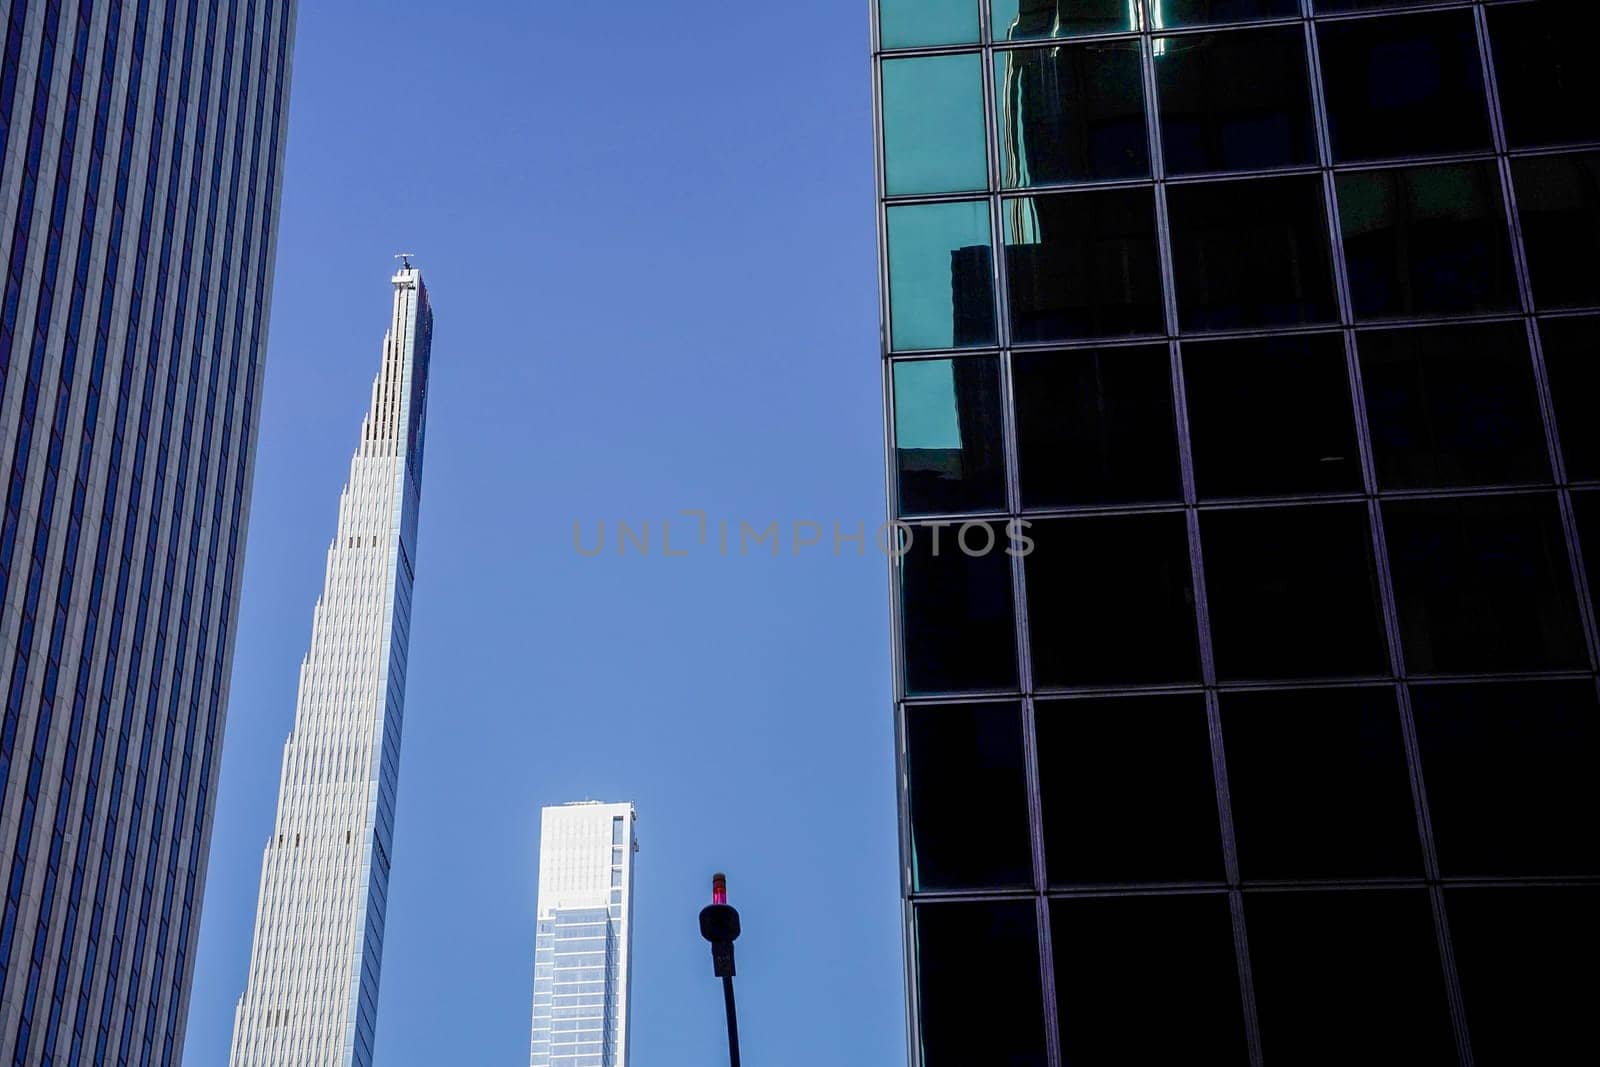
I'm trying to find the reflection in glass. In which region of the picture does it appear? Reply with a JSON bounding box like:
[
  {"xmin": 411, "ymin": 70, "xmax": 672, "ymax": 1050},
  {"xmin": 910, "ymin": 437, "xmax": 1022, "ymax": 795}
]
[
  {"xmin": 882, "ymin": 54, "xmax": 988, "ymax": 197},
  {"xmin": 900, "ymin": 521, "xmax": 1018, "ymax": 694},
  {"xmin": 1155, "ymin": 26, "xmax": 1317, "ymax": 174},
  {"xmin": 993, "ymin": 0, "xmax": 1138, "ymax": 41},
  {"xmin": 880, "ymin": 0, "xmax": 979, "ymax": 49},
  {"xmin": 1337, "ymin": 163, "xmax": 1517, "ymax": 319},
  {"xmin": 905, "ymin": 703, "xmax": 1032, "ymax": 890},
  {"xmin": 1005, "ymin": 189, "xmax": 1163, "ymax": 341},
  {"xmin": 995, "ymin": 41, "xmax": 1148, "ymax": 187},
  {"xmin": 1512, "ymin": 151, "xmax": 1600, "ymax": 310},
  {"xmin": 886, "ymin": 201, "xmax": 995, "ymax": 351},
  {"xmin": 893, "ymin": 357, "xmax": 1006, "ymax": 515}
]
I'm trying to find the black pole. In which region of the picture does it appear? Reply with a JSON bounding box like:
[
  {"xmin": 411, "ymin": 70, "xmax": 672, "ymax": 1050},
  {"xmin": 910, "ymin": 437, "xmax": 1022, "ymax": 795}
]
[
  {"xmin": 700, "ymin": 872, "xmax": 743, "ymax": 1067},
  {"xmin": 721, "ymin": 975, "xmax": 742, "ymax": 1067}
]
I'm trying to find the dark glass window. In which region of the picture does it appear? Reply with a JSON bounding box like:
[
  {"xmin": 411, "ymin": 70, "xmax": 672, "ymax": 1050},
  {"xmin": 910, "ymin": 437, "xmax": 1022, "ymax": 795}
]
[
  {"xmin": 1222, "ymin": 687, "xmax": 1422, "ymax": 880},
  {"xmin": 1247, "ymin": 890, "xmax": 1455, "ymax": 1066},
  {"xmin": 1005, "ymin": 189, "xmax": 1164, "ymax": 341},
  {"xmin": 1182, "ymin": 333, "xmax": 1361, "ymax": 497},
  {"xmin": 1316, "ymin": 0, "xmax": 1470, "ymax": 9},
  {"xmin": 893, "ymin": 357, "xmax": 1007, "ymax": 516},
  {"xmin": 1572, "ymin": 490, "xmax": 1600, "ymax": 616},
  {"xmin": 1025, "ymin": 514, "xmax": 1200, "ymax": 687},
  {"xmin": 915, "ymin": 901, "xmax": 1047, "ymax": 1067},
  {"xmin": 1318, "ymin": 10, "xmax": 1491, "ymax": 161},
  {"xmin": 1512, "ymin": 151, "xmax": 1600, "ymax": 310},
  {"xmin": 1338, "ymin": 162, "xmax": 1518, "ymax": 319},
  {"xmin": 887, "ymin": 201, "xmax": 996, "ymax": 351},
  {"xmin": 1540, "ymin": 316, "xmax": 1600, "ymax": 481},
  {"xmin": 905, "ymin": 702, "xmax": 1033, "ymax": 890},
  {"xmin": 880, "ymin": 0, "xmax": 979, "ymax": 49},
  {"xmin": 1051, "ymin": 895, "xmax": 1247, "ymax": 1063},
  {"xmin": 1413, "ymin": 680, "xmax": 1600, "ymax": 876},
  {"xmin": 900, "ymin": 521, "xmax": 1018, "ymax": 695},
  {"xmin": 1385, "ymin": 495, "xmax": 1586, "ymax": 674},
  {"xmin": 1164, "ymin": 0, "xmax": 1300, "ymax": 25},
  {"xmin": 1155, "ymin": 25, "xmax": 1317, "ymax": 175},
  {"xmin": 995, "ymin": 41, "xmax": 1148, "ymax": 187},
  {"xmin": 1036, "ymin": 694, "xmax": 1224, "ymax": 883},
  {"xmin": 881, "ymin": 54, "xmax": 988, "ymax": 196},
  {"xmin": 1201, "ymin": 503, "xmax": 1388, "ymax": 680},
  {"xmin": 1168, "ymin": 175, "xmax": 1337, "ymax": 331},
  {"xmin": 1358, "ymin": 323, "xmax": 1550, "ymax": 490},
  {"xmin": 1012, "ymin": 345, "xmax": 1181, "ymax": 507},
  {"xmin": 1488, "ymin": 0, "xmax": 1600, "ymax": 148},
  {"xmin": 1447, "ymin": 886, "xmax": 1600, "ymax": 1066},
  {"xmin": 993, "ymin": 0, "xmax": 1136, "ymax": 41}
]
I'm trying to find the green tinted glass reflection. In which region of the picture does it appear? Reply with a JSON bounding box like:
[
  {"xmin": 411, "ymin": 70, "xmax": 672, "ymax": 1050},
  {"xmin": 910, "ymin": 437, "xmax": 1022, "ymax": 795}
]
[
  {"xmin": 993, "ymin": 0, "xmax": 1139, "ymax": 41},
  {"xmin": 883, "ymin": 55, "xmax": 988, "ymax": 195},
  {"xmin": 881, "ymin": 0, "xmax": 980, "ymax": 48},
  {"xmin": 887, "ymin": 201, "xmax": 996, "ymax": 351}
]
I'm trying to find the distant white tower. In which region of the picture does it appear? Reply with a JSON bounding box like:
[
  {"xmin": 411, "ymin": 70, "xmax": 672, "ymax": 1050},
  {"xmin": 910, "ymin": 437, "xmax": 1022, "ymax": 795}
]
[
  {"xmin": 529, "ymin": 802, "xmax": 639, "ymax": 1067},
  {"xmin": 228, "ymin": 265, "xmax": 434, "ymax": 1066}
]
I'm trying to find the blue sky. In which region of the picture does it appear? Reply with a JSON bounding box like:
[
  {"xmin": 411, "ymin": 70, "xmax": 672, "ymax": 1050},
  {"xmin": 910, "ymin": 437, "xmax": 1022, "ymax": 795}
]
[{"xmin": 184, "ymin": 3, "xmax": 902, "ymax": 1064}]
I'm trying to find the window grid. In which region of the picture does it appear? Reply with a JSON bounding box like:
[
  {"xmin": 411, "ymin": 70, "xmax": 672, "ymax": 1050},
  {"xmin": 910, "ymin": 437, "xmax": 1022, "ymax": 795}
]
[{"xmin": 876, "ymin": 3, "xmax": 1600, "ymax": 1066}]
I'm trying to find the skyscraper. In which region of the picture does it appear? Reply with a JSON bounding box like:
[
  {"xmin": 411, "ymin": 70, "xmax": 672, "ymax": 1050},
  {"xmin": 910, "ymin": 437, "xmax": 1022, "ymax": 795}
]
[
  {"xmin": 227, "ymin": 263, "xmax": 432, "ymax": 1067},
  {"xmin": 528, "ymin": 801, "xmax": 637, "ymax": 1067},
  {"xmin": 873, "ymin": 1, "xmax": 1599, "ymax": 1064},
  {"xmin": 0, "ymin": 2, "xmax": 296, "ymax": 1062}
]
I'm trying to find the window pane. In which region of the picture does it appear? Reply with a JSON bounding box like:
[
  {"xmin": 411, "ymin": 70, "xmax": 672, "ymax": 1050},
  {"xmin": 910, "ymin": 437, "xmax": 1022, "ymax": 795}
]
[
  {"xmin": 1162, "ymin": 0, "xmax": 1300, "ymax": 25},
  {"xmin": 1201, "ymin": 503, "xmax": 1388, "ymax": 680},
  {"xmin": 1246, "ymin": 890, "xmax": 1455, "ymax": 1064},
  {"xmin": 1168, "ymin": 174, "xmax": 1337, "ymax": 331},
  {"xmin": 1572, "ymin": 490, "xmax": 1600, "ymax": 615},
  {"xmin": 1337, "ymin": 162, "xmax": 1518, "ymax": 319},
  {"xmin": 1358, "ymin": 323, "xmax": 1549, "ymax": 490},
  {"xmin": 887, "ymin": 201, "xmax": 995, "ymax": 351},
  {"xmin": 1013, "ymin": 345, "xmax": 1181, "ymax": 507},
  {"xmin": 1183, "ymin": 334, "xmax": 1361, "ymax": 497},
  {"xmin": 1447, "ymin": 887, "xmax": 1600, "ymax": 1066},
  {"xmin": 900, "ymin": 521, "xmax": 1018, "ymax": 694},
  {"xmin": 1316, "ymin": 0, "xmax": 1456, "ymax": 8},
  {"xmin": 1512, "ymin": 151, "xmax": 1600, "ymax": 310},
  {"xmin": 1222, "ymin": 687, "xmax": 1422, "ymax": 879},
  {"xmin": 915, "ymin": 901, "xmax": 1047, "ymax": 1067},
  {"xmin": 1026, "ymin": 514, "xmax": 1200, "ymax": 686},
  {"xmin": 993, "ymin": 0, "xmax": 1136, "ymax": 41},
  {"xmin": 905, "ymin": 702, "xmax": 1033, "ymax": 890},
  {"xmin": 882, "ymin": 55, "xmax": 988, "ymax": 197},
  {"xmin": 1385, "ymin": 494, "xmax": 1586, "ymax": 674},
  {"xmin": 1052, "ymin": 895, "xmax": 1246, "ymax": 1063},
  {"xmin": 1004, "ymin": 188, "xmax": 1164, "ymax": 341},
  {"xmin": 1318, "ymin": 10, "xmax": 1491, "ymax": 161},
  {"xmin": 1412, "ymin": 680, "xmax": 1600, "ymax": 876},
  {"xmin": 1155, "ymin": 25, "xmax": 1317, "ymax": 175},
  {"xmin": 1489, "ymin": 0, "xmax": 1600, "ymax": 148},
  {"xmin": 1540, "ymin": 316, "xmax": 1600, "ymax": 481},
  {"xmin": 1037, "ymin": 694, "xmax": 1223, "ymax": 883},
  {"xmin": 995, "ymin": 41, "xmax": 1148, "ymax": 187},
  {"xmin": 894, "ymin": 357, "xmax": 1007, "ymax": 515},
  {"xmin": 880, "ymin": 0, "xmax": 979, "ymax": 49}
]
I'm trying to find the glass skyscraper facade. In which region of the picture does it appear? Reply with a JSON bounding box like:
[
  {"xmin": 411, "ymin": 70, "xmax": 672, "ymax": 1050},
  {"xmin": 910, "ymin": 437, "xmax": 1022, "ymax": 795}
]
[
  {"xmin": 0, "ymin": 2, "xmax": 295, "ymax": 1063},
  {"xmin": 873, "ymin": 1, "xmax": 1599, "ymax": 1064},
  {"xmin": 228, "ymin": 265, "xmax": 431, "ymax": 1067},
  {"xmin": 529, "ymin": 801, "xmax": 637, "ymax": 1067}
]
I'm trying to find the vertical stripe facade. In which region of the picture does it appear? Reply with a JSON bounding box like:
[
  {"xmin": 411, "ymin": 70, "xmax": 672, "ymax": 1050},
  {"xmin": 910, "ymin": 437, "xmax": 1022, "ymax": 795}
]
[{"xmin": 0, "ymin": 1, "xmax": 295, "ymax": 1063}]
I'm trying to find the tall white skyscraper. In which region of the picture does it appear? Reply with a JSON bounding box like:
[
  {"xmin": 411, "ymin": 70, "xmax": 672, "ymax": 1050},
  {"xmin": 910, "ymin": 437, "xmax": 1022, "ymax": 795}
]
[
  {"xmin": 530, "ymin": 801, "xmax": 639, "ymax": 1067},
  {"xmin": 228, "ymin": 264, "xmax": 433, "ymax": 1067}
]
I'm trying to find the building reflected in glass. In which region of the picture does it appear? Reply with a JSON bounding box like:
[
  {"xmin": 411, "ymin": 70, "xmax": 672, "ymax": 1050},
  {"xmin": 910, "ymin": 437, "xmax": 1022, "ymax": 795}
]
[{"xmin": 873, "ymin": 1, "xmax": 1600, "ymax": 1064}]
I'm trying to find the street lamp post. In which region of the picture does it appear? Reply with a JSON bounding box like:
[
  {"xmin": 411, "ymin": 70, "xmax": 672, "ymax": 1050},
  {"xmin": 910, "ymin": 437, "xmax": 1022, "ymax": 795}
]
[{"xmin": 698, "ymin": 872, "xmax": 743, "ymax": 1067}]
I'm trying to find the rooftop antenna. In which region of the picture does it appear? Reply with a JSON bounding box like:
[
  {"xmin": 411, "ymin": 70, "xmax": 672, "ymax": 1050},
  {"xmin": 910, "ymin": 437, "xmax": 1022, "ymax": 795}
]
[{"xmin": 394, "ymin": 252, "xmax": 415, "ymax": 270}]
